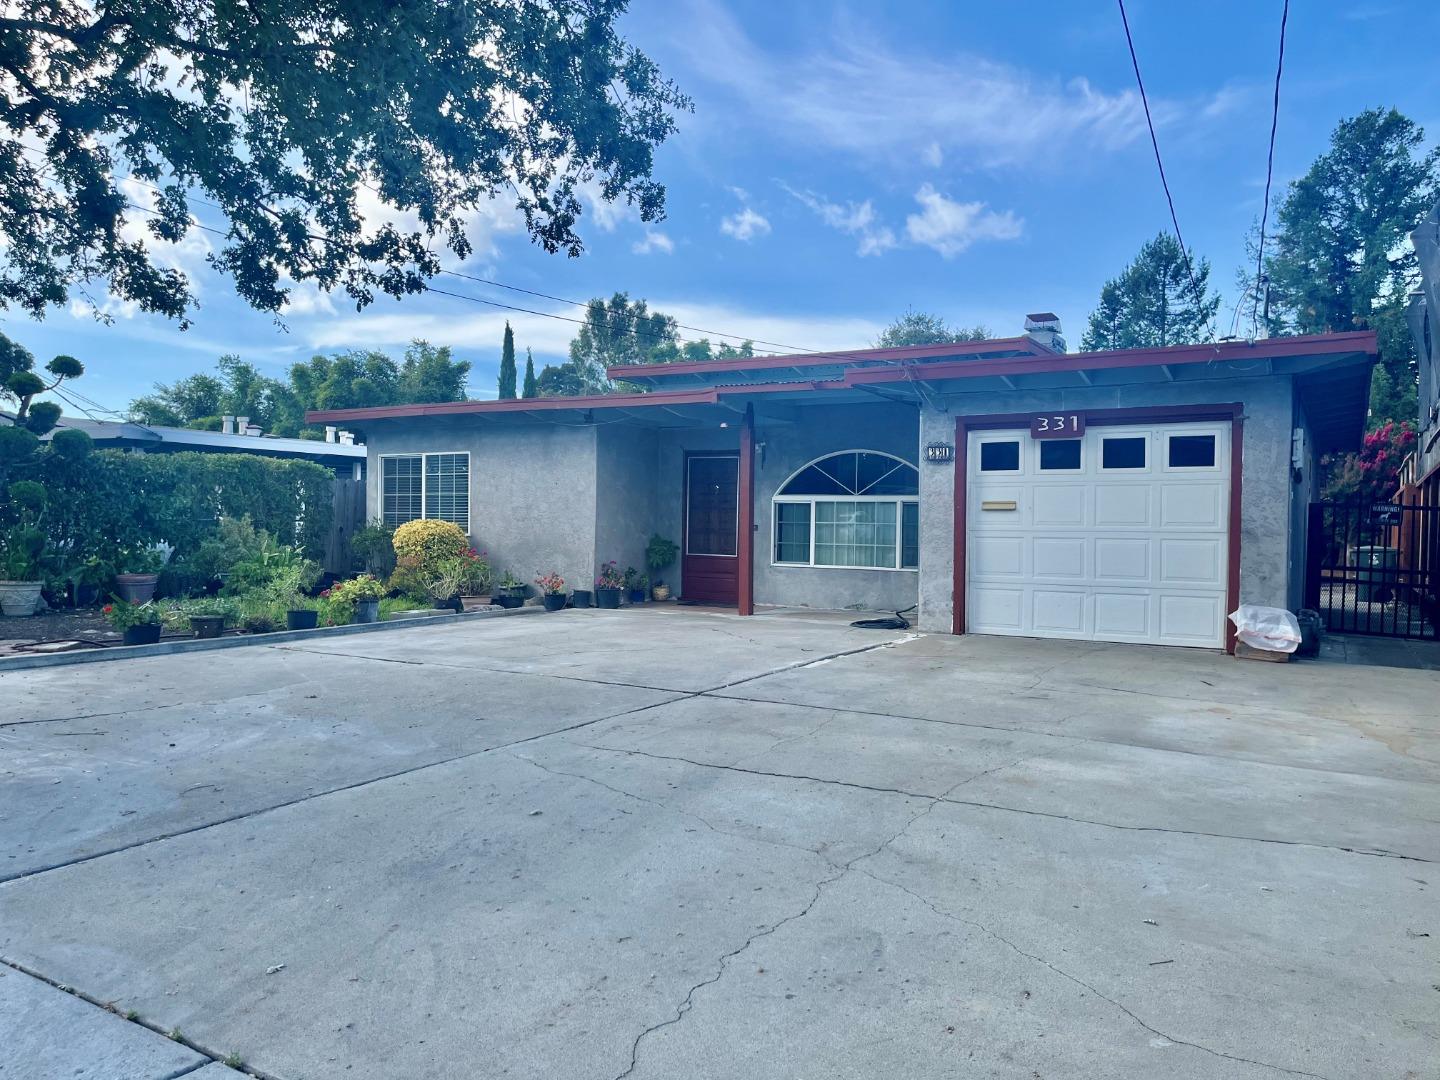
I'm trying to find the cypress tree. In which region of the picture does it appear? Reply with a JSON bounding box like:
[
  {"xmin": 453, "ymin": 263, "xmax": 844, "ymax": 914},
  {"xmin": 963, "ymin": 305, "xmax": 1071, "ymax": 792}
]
[
  {"xmin": 497, "ymin": 321, "xmax": 517, "ymax": 399},
  {"xmin": 521, "ymin": 347, "xmax": 538, "ymax": 398}
]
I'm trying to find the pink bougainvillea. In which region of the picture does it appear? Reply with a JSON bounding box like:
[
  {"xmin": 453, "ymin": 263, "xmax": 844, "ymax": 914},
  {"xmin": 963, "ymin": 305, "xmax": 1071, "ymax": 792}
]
[{"xmin": 1322, "ymin": 420, "xmax": 1417, "ymax": 503}]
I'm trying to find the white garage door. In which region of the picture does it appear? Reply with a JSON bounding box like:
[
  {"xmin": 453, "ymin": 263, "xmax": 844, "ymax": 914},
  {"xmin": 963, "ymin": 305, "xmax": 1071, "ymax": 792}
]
[{"xmin": 966, "ymin": 421, "xmax": 1230, "ymax": 648}]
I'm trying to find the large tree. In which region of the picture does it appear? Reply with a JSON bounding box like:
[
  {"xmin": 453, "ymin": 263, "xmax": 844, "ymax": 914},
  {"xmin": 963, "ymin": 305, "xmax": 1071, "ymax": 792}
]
[
  {"xmin": 498, "ymin": 323, "xmax": 517, "ymax": 400},
  {"xmin": 1253, "ymin": 108, "xmax": 1439, "ymax": 425},
  {"xmin": 1080, "ymin": 233, "xmax": 1220, "ymax": 351},
  {"xmin": 0, "ymin": 1, "xmax": 689, "ymax": 324},
  {"xmin": 397, "ymin": 341, "xmax": 469, "ymax": 406},
  {"xmin": 874, "ymin": 310, "xmax": 989, "ymax": 348},
  {"xmin": 522, "ymin": 348, "xmax": 538, "ymax": 399}
]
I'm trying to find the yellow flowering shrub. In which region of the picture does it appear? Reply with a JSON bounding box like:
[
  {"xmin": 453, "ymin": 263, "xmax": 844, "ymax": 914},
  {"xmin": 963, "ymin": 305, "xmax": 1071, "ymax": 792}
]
[{"xmin": 391, "ymin": 519, "xmax": 468, "ymax": 567}]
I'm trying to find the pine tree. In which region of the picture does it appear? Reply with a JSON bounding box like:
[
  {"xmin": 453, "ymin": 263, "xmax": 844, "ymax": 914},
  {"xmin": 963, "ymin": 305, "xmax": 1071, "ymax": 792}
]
[
  {"xmin": 1080, "ymin": 233, "xmax": 1219, "ymax": 351},
  {"xmin": 497, "ymin": 322, "xmax": 517, "ymax": 399},
  {"xmin": 522, "ymin": 348, "xmax": 538, "ymax": 399}
]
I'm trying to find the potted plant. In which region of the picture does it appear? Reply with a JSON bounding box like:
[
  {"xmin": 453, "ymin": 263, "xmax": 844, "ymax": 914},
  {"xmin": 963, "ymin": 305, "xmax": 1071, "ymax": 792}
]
[
  {"xmin": 534, "ymin": 572, "xmax": 568, "ymax": 611},
  {"xmin": 424, "ymin": 557, "xmax": 469, "ymax": 612},
  {"xmin": 168, "ymin": 597, "xmax": 237, "ymax": 639},
  {"xmin": 115, "ymin": 547, "xmax": 164, "ymax": 604},
  {"xmin": 623, "ymin": 566, "xmax": 648, "ymax": 605},
  {"xmin": 494, "ymin": 570, "xmax": 527, "ymax": 609},
  {"xmin": 0, "ymin": 481, "xmax": 48, "ymax": 617},
  {"xmin": 67, "ymin": 556, "xmax": 114, "ymax": 608},
  {"xmin": 325, "ymin": 574, "xmax": 386, "ymax": 623},
  {"xmin": 594, "ymin": 561, "xmax": 624, "ymax": 609},
  {"xmin": 458, "ymin": 548, "xmax": 493, "ymax": 610},
  {"xmin": 571, "ymin": 587, "xmax": 592, "ymax": 608},
  {"xmin": 104, "ymin": 599, "xmax": 164, "ymax": 645},
  {"xmin": 646, "ymin": 534, "xmax": 679, "ymax": 601},
  {"xmin": 284, "ymin": 594, "xmax": 319, "ymax": 630}
]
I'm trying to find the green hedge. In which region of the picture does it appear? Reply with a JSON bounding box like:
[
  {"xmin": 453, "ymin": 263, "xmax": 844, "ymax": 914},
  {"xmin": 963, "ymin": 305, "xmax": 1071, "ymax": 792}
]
[{"xmin": 18, "ymin": 449, "xmax": 335, "ymax": 566}]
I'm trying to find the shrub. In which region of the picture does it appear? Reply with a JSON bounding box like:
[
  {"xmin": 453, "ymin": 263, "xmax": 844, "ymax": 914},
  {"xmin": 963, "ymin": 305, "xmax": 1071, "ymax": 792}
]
[
  {"xmin": 392, "ymin": 519, "xmax": 469, "ymax": 567},
  {"xmin": 350, "ymin": 520, "xmax": 396, "ymax": 576},
  {"xmin": 645, "ymin": 534, "xmax": 679, "ymax": 580},
  {"xmin": 102, "ymin": 600, "xmax": 163, "ymax": 630}
]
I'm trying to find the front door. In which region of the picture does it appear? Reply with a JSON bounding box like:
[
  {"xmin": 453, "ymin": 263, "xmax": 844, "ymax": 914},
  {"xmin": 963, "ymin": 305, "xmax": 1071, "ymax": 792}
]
[{"xmin": 683, "ymin": 453, "xmax": 739, "ymax": 604}]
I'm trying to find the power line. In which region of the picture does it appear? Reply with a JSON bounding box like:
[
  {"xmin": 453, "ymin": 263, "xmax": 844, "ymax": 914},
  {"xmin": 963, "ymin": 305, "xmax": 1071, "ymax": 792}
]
[
  {"xmin": 1115, "ymin": 0, "xmax": 1218, "ymax": 343},
  {"xmin": 1250, "ymin": 0, "xmax": 1290, "ymax": 339}
]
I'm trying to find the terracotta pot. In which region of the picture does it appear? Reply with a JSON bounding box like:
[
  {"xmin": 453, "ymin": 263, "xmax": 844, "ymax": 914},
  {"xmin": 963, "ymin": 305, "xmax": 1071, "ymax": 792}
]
[
  {"xmin": 0, "ymin": 580, "xmax": 43, "ymax": 617},
  {"xmin": 114, "ymin": 573, "xmax": 159, "ymax": 604}
]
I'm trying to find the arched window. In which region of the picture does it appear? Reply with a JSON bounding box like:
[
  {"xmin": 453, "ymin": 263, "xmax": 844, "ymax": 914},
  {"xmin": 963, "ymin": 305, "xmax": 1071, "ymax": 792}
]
[{"xmin": 773, "ymin": 451, "xmax": 919, "ymax": 570}]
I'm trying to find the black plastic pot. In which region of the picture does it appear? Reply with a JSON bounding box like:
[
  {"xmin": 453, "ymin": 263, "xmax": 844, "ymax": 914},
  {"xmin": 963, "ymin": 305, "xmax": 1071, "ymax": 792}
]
[
  {"xmin": 542, "ymin": 593, "xmax": 567, "ymax": 611},
  {"xmin": 571, "ymin": 589, "xmax": 592, "ymax": 609},
  {"xmin": 74, "ymin": 583, "xmax": 100, "ymax": 608},
  {"xmin": 190, "ymin": 615, "xmax": 224, "ymax": 639},
  {"xmin": 354, "ymin": 599, "xmax": 380, "ymax": 624},
  {"xmin": 432, "ymin": 596, "xmax": 462, "ymax": 612},
  {"xmin": 596, "ymin": 588, "xmax": 621, "ymax": 609},
  {"xmin": 122, "ymin": 624, "xmax": 162, "ymax": 646},
  {"xmin": 286, "ymin": 609, "xmax": 319, "ymax": 630},
  {"xmin": 628, "ymin": 588, "xmax": 646, "ymax": 604}
]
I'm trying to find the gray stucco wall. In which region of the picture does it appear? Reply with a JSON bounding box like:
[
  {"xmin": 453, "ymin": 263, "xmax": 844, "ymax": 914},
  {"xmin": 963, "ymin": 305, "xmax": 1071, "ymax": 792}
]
[
  {"xmin": 361, "ymin": 417, "xmax": 599, "ymax": 594},
  {"xmin": 916, "ymin": 378, "xmax": 1298, "ymax": 633},
  {"xmin": 594, "ymin": 426, "xmax": 660, "ymax": 586}
]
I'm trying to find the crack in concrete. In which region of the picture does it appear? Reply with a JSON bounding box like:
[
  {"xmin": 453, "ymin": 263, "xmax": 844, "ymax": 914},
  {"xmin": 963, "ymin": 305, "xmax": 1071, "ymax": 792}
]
[
  {"xmin": 853, "ymin": 868, "xmax": 1336, "ymax": 1080},
  {"xmin": 574, "ymin": 743, "xmax": 1435, "ymax": 864}
]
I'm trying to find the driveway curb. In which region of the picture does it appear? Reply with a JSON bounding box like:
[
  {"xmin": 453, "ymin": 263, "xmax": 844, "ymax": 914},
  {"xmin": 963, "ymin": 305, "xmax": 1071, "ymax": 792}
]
[{"xmin": 0, "ymin": 605, "xmax": 542, "ymax": 673}]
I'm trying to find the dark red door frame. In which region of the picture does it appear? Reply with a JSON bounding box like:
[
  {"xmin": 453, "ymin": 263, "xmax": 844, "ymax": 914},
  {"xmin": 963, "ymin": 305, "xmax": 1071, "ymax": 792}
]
[
  {"xmin": 681, "ymin": 450, "xmax": 740, "ymax": 606},
  {"xmin": 953, "ymin": 403, "xmax": 1245, "ymax": 653},
  {"xmin": 738, "ymin": 404, "xmax": 755, "ymax": 616}
]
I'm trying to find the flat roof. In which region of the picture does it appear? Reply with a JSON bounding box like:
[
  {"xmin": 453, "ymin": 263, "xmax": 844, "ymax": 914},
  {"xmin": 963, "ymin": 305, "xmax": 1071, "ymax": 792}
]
[{"xmin": 46, "ymin": 415, "xmax": 366, "ymax": 458}]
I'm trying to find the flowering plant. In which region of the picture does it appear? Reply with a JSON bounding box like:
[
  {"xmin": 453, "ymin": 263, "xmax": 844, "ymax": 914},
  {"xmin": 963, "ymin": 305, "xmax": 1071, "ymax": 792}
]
[
  {"xmin": 325, "ymin": 574, "xmax": 387, "ymax": 605},
  {"xmin": 497, "ymin": 569, "xmax": 525, "ymax": 591},
  {"xmin": 459, "ymin": 547, "xmax": 492, "ymax": 593},
  {"xmin": 534, "ymin": 572, "xmax": 566, "ymax": 595},
  {"xmin": 595, "ymin": 561, "xmax": 625, "ymax": 590},
  {"xmin": 103, "ymin": 599, "xmax": 163, "ymax": 630}
]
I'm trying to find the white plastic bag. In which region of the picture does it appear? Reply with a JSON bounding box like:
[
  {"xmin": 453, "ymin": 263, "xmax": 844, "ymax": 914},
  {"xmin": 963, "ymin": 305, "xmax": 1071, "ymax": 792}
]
[{"xmin": 1228, "ymin": 605, "xmax": 1302, "ymax": 653}]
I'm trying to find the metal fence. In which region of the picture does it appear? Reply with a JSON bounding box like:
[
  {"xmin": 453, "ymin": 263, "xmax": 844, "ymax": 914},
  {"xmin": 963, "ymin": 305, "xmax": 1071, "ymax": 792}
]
[{"xmin": 1305, "ymin": 500, "xmax": 1440, "ymax": 639}]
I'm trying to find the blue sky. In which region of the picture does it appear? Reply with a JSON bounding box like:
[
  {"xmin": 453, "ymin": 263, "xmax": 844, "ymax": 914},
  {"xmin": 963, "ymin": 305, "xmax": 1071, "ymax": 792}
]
[{"xmin": 10, "ymin": 0, "xmax": 1440, "ymax": 417}]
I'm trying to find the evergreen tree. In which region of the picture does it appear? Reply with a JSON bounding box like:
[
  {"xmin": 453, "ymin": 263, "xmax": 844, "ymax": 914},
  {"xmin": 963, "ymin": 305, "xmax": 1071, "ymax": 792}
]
[
  {"xmin": 522, "ymin": 349, "xmax": 538, "ymax": 399},
  {"xmin": 1080, "ymin": 233, "xmax": 1219, "ymax": 351},
  {"xmin": 874, "ymin": 310, "xmax": 989, "ymax": 348},
  {"xmin": 498, "ymin": 322, "xmax": 517, "ymax": 399}
]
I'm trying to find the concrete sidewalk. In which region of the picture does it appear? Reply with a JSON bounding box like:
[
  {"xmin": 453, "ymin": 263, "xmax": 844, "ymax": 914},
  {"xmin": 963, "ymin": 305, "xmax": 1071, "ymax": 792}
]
[{"xmin": 2, "ymin": 609, "xmax": 1436, "ymax": 1079}]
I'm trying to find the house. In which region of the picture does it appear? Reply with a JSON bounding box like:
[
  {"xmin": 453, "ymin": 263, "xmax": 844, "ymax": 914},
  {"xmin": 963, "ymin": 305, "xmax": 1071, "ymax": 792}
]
[
  {"xmin": 39, "ymin": 414, "xmax": 367, "ymax": 478},
  {"xmin": 308, "ymin": 320, "xmax": 1376, "ymax": 652}
]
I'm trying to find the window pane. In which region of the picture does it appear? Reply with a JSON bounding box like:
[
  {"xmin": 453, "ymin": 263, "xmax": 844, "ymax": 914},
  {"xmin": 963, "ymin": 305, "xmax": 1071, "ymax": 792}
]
[
  {"xmin": 979, "ymin": 441, "xmax": 1020, "ymax": 471},
  {"xmin": 855, "ymin": 453, "xmax": 918, "ymax": 495},
  {"xmin": 382, "ymin": 456, "xmax": 422, "ymax": 527},
  {"xmin": 900, "ymin": 502, "xmax": 919, "ymax": 569},
  {"xmin": 778, "ymin": 462, "xmax": 849, "ymax": 496},
  {"xmin": 1168, "ymin": 434, "xmax": 1216, "ymax": 468},
  {"xmin": 814, "ymin": 501, "xmax": 897, "ymax": 568},
  {"xmin": 687, "ymin": 456, "xmax": 738, "ymax": 556},
  {"xmin": 424, "ymin": 453, "xmax": 469, "ymax": 529},
  {"xmin": 1102, "ymin": 436, "xmax": 1147, "ymax": 469},
  {"xmin": 774, "ymin": 502, "xmax": 811, "ymax": 563},
  {"xmin": 780, "ymin": 452, "xmax": 917, "ymax": 496},
  {"xmin": 1039, "ymin": 439, "xmax": 1081, "ymax": 470}
]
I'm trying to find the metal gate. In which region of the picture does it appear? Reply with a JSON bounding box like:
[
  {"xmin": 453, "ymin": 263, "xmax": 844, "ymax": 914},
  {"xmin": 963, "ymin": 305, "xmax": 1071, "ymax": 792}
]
[{"xmin": 1304, "ymin": 500, "xmax": 1440, "ymax": 639}]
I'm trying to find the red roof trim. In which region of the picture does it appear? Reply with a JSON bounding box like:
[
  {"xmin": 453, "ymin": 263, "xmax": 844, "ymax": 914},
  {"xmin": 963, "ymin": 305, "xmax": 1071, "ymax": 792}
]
[
  {"xmin": 603, "ymin": 336, "xmax": 1048, "ymax": 381},
  {"xmin": 305, "ymin": 331, "xmax": 1376, "ymax": 424}
]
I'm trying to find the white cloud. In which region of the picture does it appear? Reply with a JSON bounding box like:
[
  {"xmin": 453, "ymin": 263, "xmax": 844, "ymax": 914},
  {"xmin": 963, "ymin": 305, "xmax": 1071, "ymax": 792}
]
[
  {"xmin": 780, "ymin": 183, "xmax": 895, "ymax": 256},
  {"xmin": 674, "ymin": 0, "xmax": 1227, "ymax": 169},
  {"xmin": 632, "ymin": 229, "xmax": 675, "ymax": 255},
  {"xmin": 720, "ymin": 206, "xmax": 771, "ymax": 242},
  {"xmin": 904, "ymin": 184, "xmax": 1023, "ymax": 258},
  {"xmin": 653, "ymin": 299, "xmax": 886, "ymax": 354}
]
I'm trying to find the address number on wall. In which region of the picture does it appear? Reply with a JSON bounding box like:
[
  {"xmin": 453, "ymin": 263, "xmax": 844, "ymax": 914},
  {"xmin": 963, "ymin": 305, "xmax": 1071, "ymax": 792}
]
[
  {"xmin": 1030, "ymin": 413, "xmax": 1084, "ymax": 439},
  {"xmin": 925, "ymin": 443, "xmax": 955, "ymax": 463}
]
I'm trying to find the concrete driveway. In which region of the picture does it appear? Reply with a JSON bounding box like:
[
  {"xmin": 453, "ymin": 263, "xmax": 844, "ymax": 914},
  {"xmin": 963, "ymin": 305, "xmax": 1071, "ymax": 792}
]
[{"xmin": 2, "ymin": 608, "xmax": 1437, "ymax": 1080}]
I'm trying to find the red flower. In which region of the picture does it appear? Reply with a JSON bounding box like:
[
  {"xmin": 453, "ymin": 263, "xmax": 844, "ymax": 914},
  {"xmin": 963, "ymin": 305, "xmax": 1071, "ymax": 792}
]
[{"xmin": 102, "ymin": 604, "xmax": 113, "ymax": 614}]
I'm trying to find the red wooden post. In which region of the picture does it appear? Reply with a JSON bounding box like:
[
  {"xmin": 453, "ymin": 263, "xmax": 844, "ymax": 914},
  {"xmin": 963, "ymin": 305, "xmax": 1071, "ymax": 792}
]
[{"xmin": 738, "ymin": 403, "xmax": 755, "ymax": 616}]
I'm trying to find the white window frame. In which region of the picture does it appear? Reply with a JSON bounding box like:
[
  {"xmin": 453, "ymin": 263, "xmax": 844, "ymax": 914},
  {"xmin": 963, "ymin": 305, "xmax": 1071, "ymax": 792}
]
[
  {"xmin": 379, "ymin": 450, "xmax": 471, "ymax": 532},
  {"xmin": 770, "ymin": 450, "xmax": 919, "ymax": 572}
]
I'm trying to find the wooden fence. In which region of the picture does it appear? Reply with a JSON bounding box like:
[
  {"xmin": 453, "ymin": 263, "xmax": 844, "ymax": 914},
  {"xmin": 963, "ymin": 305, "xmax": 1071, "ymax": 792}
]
[{"xmin": 325, "ymin": 476, "xmax": 366, "ymax": 574}]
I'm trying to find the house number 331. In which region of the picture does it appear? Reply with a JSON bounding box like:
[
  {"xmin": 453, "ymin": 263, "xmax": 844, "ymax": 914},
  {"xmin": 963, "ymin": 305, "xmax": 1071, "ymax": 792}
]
[{"xmin": 1030, "ymin": 413, "xmax": 1084, "ymax": 439}]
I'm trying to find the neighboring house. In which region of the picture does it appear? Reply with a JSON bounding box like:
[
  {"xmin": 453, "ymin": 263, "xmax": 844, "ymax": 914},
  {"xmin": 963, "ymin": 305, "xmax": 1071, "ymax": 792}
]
[
  {"xmin": 309, "ymin": 320, "xmax": 1375, "ymax": 652},
  {"xmin": 1408, "ymin": 200, "xmax": 1440, "ymax": 503},
  {"xmin": 39, "ymin": 414, "xmax": 366, "ymax": 478}
]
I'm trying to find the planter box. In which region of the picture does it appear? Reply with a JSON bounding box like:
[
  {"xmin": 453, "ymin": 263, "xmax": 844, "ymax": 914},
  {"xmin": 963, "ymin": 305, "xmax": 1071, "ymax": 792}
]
[{"xmin": 0, "ymin": 580, "xmax": 43, "ymax": 617}]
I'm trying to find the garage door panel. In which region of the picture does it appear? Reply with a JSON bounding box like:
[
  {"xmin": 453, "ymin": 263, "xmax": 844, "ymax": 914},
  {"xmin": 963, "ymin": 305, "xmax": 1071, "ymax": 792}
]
[
  {"xmin": 968, "ymin": 421, "xmax": 1228, "ymax": 649},
  {"xmin": 1032, "ymin": 589, "xmax": 1087, "ymax": 635},
  {"xmin": 1094, "ymin": 485, "xmax": 1151, "ymax": 527},
  {"xmin": 1032, "ymin": 537, "xmax": 1086, "ymax": 579},
  {"xmin": 1159, "ymin": 538, "xmax": 1223, "ymax": 586},
  {"xmin": 1032, "ymin": 484, "xmax": 1086, "ymax": 527},
  {"xmin": 1094, "ymin": 537, "xmax": 1149, "ymax": 582}
]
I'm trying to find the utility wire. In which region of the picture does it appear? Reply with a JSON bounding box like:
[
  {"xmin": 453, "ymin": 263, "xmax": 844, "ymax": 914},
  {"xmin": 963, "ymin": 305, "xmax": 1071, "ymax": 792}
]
[
  {"xmin": 1250, "ymin": 0, "xmax": 1290, "ymax": 340},
  {"xmin": 1115, "ymin": 0, "xmax": 1218, "ymax": 343}
]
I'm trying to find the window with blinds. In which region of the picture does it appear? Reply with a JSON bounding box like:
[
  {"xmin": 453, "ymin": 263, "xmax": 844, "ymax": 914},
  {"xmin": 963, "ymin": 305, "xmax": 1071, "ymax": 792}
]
[{"xmin": 381, "ymin": 452, "xmax": 469, "ymax": 531}]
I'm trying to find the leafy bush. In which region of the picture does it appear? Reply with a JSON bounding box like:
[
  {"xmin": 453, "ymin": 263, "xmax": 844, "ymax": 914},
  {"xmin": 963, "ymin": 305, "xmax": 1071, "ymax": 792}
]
[
  {"xmin": 350, "ymin": 520, "xmax": 396, "ymax": 576},
  {"xmin": 392, "ymin": 519, "xmax": 468, "ymax": 567},
  {"xmin": 645, "ymin": 534, "xmax": 678, "ymax": 579},
  {"xmin": 102, "ymin": 600, "xmax": 163, "ymax": 630}
]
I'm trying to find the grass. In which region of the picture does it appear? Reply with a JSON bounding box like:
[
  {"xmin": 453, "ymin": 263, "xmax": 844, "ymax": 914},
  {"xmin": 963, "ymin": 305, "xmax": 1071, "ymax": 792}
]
[{"xmin": 224, "ymin": 1052, "xmax": 245, "ymax": 1068}]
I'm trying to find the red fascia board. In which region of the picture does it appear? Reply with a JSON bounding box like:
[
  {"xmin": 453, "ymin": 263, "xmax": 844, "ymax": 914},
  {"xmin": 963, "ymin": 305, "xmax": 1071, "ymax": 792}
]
[
  {"xmin": 603, "ymin": 336, "xmax": 1047, "ymax": 382},
  {"xmin": 305, "ymin": 387, "xmax": 723, "ymax": 423},
  {"xmin": 842, "ymin": 331, "xmax": 1377, "ymax": 386}
]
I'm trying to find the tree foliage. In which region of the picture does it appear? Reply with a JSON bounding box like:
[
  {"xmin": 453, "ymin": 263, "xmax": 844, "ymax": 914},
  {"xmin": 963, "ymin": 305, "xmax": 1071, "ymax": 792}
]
[
  {"xmin": 128, "ymin": 340, "xmax": 468, "ymax": 435},
  {"xmin": 1320, "ymin": 420, "xmax": 1416, "ymax": 502},
  {"xmin": 522, "ymin": 348, "xmax": 538, "ymax": 399},
  {"xmin": 1080, "ymin": 233, "xmax": 1220, "ymax": 351},
  {"xmin": 0, "ymin": 1, "xmax": 689, "ymax": 323},
  {"xmin": 874, "ymin": 310, "xmax": 989, "ymax": 348},
  {"xmin": 498, "ymin": 322, "xmax": 517, "ymax": 400},
  {"xmin": 1253, "ymin": 108, "xmax": 1439, "ymax": 426}
]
